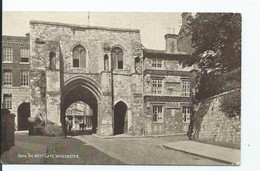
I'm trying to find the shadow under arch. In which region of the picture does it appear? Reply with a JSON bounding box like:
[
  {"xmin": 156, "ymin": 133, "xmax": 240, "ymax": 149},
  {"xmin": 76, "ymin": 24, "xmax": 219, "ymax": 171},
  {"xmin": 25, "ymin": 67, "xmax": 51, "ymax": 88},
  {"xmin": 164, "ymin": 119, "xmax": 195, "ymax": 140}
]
[
  {"xmin": 61, "ymin": 76, "xmax": 101, "ymax": 134},
  {"xmin": 114, "ymin": 101, "xmax": 128, "ymax": 135},
  {"xmin": 17, "ymin": 102, "xmax": 30, "ymax": 131}
]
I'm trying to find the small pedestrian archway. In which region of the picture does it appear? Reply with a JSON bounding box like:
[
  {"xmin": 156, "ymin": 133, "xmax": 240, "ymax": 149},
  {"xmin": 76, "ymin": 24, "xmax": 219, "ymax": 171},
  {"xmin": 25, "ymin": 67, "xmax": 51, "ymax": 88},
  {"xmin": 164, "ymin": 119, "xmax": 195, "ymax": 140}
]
[
  {"xmin": 61, "ymin": 76, "xmax": 101, "ymax": 135},
  {"xmin": 114, "ymin": 101, "xmax": 128, "ymax": 135},
  {"xmin": 17, "ymin": 102, "xmax": 30, "ymax": 130}
]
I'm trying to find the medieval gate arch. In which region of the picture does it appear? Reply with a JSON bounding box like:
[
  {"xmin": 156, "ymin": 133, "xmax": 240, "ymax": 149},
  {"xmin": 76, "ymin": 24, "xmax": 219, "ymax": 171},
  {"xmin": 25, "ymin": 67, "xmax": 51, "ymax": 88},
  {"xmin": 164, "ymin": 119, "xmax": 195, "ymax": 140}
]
[{"xmin": 61, "ymin": 76, "xmax": 101, "ymax": 134}]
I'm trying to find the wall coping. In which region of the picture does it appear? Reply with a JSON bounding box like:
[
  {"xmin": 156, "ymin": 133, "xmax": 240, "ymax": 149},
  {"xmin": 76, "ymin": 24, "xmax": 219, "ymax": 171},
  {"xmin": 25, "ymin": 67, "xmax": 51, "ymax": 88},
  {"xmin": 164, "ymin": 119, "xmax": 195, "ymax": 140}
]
[
  {"xmin": 30, "ymin": 20, "xmax": 140, "ymax": 33},
  {"xmin": 195, "ymin": 88, "xmax": 241, "ymax": 104}
]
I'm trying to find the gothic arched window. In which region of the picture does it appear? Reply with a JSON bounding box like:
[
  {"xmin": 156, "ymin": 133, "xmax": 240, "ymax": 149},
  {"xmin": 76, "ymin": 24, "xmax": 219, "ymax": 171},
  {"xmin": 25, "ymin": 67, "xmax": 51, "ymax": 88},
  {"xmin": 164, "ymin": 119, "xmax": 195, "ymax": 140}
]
[
  {"xmin": 104, "ymin": 54, "xmax": 109, "ymax": 71},
  {"xmin": 135, "ymin": 57, "xmax": 141, "ymax": 73},
  {"xmin": 73, "ymin": 45, "xmax": 86, "ymax": 68},
  {"xmin": 111, "ymin": 47, "xmax": 123, "ymax": 70},
  {"xmin": 49, "ymin": 52, "xmax": 56, "ymax": 70}
]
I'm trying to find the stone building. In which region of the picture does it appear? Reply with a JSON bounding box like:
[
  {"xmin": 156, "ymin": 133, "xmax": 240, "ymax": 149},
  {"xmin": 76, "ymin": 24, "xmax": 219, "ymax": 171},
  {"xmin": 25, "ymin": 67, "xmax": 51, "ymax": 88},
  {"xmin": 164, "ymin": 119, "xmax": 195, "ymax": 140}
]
[
  {"xmin": 1, "ymin": 35, "xmax": 31, "ymax": 130},
  {"xmin": 28, "ymin": 18, "xmax": 197, "ymax": 136}
]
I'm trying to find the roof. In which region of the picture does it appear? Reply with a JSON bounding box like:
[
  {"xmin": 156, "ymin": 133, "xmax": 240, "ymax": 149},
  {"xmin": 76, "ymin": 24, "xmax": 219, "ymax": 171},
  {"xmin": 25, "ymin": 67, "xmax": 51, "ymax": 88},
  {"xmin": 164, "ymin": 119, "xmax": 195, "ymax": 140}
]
[
  {"xmin": 30, "ymin": 20, "xmax": 140, "ymax": 33},
  {"xmin": 2, "ymin": 35, "xmax": 29, "ymax": 45},
  {"xmin": 143, "ymin": 49, "xmax": 188, "ymax": 56},
  {"xmin": 2, "ymin": 35, "xmax": 29, "ymax": 41}
]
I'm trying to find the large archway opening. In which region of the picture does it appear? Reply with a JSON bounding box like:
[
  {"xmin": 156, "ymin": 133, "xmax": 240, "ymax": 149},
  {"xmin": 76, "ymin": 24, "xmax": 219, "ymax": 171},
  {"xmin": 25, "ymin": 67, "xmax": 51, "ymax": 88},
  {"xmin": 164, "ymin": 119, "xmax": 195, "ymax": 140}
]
[
  {"xmin": 61, "ymin": 78, "xmax": 101, "ymax": 135},
  {"xmin": 114, "ymin": 101, "xmax": 128, "ymax": 135},
  {"xmin": 17, "ymin": 102, "xmax": 30, "ymax": 130},
  {"xmin": 65, "ymin": 101, "xmax": 93, "ymax": 132}
]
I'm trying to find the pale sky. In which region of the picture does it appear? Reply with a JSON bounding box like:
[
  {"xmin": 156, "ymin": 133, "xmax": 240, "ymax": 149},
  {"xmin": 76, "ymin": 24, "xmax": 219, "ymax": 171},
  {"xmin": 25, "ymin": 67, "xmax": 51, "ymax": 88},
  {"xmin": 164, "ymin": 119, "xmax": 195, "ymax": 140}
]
[{"xmin": 2, "ymin": 12, "xmax": 182, "ymax": 50}]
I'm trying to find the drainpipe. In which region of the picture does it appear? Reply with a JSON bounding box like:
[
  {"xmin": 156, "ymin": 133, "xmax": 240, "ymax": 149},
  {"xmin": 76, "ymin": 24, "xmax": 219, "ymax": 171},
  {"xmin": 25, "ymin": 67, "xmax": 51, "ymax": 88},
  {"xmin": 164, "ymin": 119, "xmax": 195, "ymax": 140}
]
[{"xmin": 111, "ymin": 53, "xmax": 114, "ymax": 135}]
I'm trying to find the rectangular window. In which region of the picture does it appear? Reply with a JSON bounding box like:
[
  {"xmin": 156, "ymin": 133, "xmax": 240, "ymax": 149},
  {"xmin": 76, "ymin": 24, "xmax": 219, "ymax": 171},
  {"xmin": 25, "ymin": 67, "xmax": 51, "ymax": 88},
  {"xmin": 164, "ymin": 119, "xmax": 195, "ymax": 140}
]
[
  {"xmin": 3, "ymin": 71, "xmax": 12, "ymax": 86},
  {"xmin": 181, "ymin": 79, "xmax": 190, "ymax": 97},
  {"xmin": 183, "ymin": 106, "xmax": 190, "ymax": 123},
  {"xmin": 3, "ymin": 94, "xmax": 12, "ymax": 110},
  {"xmin": 152, "ymin": 79, "xmax": 163, "ymax": 94},
  {"xmin": 3, "ymin": 48, "xmax": 13, "ymax": 62},
  {"xmin": 153, "ymin": 106, "xmax": 163, "ymax": 123},
  {"xmin": 152, "ymin": 59, "xmax": 162, "ymax": 68},
  {"xmin": 20, "ymin": 48, "xmax": 29, "ymax": 63},
  {"xmin": 20, "ymin": 71, "xmax": 29, "ymax": 86}
]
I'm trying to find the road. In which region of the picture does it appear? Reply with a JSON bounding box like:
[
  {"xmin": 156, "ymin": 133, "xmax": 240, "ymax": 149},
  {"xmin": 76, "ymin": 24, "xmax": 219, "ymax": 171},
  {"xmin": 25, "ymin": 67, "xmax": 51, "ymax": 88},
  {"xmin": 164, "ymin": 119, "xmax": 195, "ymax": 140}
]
[
  {"xmin": 74, "ymin": 134, "xmax": 225, "ymax": 165},
  {"xmin": 2, "ymin": 131, "xmax": 225, "ymax": 165}
]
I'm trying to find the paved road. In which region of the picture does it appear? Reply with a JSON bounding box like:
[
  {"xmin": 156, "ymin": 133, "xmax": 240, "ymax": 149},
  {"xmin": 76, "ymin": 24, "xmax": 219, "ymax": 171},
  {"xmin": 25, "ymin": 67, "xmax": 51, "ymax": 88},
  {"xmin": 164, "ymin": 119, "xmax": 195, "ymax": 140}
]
[
  {"xmin": 75, "ymin": 135, "xmax": 225, "ymax": 165},
  {"xmin": 2, "ymin": 132, "xmax": 225, "ymax": 165}
]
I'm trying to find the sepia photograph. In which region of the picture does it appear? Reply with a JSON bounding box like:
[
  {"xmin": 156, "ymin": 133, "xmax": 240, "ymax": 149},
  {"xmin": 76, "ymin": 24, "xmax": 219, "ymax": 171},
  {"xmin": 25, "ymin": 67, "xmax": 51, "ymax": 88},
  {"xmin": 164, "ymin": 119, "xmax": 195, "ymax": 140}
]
[{"xmin": 1, "ymin": 10, "xmax": 241, "ymax": 166}]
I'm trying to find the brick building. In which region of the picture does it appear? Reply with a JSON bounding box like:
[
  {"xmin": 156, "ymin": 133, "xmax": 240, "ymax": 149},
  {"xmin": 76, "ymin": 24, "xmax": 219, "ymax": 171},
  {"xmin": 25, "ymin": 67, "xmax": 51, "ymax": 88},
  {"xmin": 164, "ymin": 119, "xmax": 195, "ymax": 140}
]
[{"xmin": 1, "ymin": 35, "xmax": 31, "ymax": 130}]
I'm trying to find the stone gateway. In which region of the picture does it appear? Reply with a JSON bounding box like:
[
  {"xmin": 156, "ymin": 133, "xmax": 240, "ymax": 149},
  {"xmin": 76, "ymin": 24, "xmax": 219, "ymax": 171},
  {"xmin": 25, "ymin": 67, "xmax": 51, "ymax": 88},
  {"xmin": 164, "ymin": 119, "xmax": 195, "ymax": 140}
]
[{"xmin": 29, "ymin": 17, "xmax": 196, "ymax": 136}]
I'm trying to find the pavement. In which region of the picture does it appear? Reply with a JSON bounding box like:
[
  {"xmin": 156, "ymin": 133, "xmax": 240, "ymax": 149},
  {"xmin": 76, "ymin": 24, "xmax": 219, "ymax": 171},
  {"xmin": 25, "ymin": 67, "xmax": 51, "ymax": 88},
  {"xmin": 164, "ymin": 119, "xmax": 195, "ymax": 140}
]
[{"xmin": 162, "ymin": 140, "xmax": 240, "ymax": 165}]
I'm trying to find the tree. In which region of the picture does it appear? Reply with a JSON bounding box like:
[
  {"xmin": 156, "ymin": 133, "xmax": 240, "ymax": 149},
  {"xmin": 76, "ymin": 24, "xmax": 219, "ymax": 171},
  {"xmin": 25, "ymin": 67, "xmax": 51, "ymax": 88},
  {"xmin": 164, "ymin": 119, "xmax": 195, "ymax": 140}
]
[{"xmin": 182, "ymin": 13, "xmax": 241, "ymax": 75}]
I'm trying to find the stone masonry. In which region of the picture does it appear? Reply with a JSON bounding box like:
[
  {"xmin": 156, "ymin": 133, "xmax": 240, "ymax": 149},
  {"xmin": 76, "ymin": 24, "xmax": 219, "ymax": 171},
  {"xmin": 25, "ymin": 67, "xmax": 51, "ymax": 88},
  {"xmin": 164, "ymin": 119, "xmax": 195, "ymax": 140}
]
[{"xmin": 192, "ymin": 89, "xmax": 241, "ymax": 147}]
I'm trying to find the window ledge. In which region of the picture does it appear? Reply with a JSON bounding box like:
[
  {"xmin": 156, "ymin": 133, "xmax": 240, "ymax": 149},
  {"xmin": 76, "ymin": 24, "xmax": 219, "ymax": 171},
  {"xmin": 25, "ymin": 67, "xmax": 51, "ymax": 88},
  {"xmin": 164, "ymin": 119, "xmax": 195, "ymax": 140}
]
[
  {"xmin": 2, "ymin": 61, "xmax": 13, "ymax": 64},
  {"xmin": 20, "ymin": 85, "xmax": 30, "ymax": 88},
  {"xmin": 19, "ymin": 62, "xmax": 30, "ymax": 65},
  {"xmin": 152, "ymin": 122, "xmax": 164, "ymax": 124}
]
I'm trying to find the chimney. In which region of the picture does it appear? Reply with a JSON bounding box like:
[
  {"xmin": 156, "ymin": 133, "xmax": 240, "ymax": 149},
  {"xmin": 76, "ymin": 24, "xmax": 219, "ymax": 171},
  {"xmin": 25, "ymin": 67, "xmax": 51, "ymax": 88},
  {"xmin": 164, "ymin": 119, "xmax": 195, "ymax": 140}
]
[{"xmin": 164, "ymin": 34, "xmax": 178, "ymax": 54}]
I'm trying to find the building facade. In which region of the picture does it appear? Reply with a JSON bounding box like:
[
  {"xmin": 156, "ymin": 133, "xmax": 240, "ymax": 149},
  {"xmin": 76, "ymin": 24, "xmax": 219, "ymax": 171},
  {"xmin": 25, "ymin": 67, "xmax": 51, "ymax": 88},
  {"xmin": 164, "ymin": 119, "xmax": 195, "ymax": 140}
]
[
  {"xmin": 28, "ymin": 18, "xmax": 197, "ymax": 136},
  {"xmin": 1, "ymin": 13, "xmax": 196, "ymax": 136},
  {"xmin": 1, "ymin": 35, "xmax": 31, "ymax": 130}
]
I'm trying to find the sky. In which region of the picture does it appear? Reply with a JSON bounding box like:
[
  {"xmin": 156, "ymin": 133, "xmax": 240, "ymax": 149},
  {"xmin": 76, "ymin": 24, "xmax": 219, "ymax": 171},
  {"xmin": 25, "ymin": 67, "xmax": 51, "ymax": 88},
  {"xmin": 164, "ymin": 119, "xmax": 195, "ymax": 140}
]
[{"xmin": 2, "ymin": 12, "xmax": 182, "ymax": 50}]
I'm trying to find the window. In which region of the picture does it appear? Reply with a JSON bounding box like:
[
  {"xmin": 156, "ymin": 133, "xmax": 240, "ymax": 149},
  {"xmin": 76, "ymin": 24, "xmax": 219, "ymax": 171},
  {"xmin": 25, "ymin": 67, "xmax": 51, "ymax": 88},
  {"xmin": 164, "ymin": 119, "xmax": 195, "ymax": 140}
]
[
  {"xmin": 104, "ymin": 54, "xmax": 109, "ymax": 71},
  {"xmin": 73, "ymin": 45, "xmax": 86, "ymax": 68},
  {"xmin": 135, "ymin": 57, "xmax": 141, "ymax": 73},
  {"xmin": 111, "ymin": 47, "xmax": 124, "ymax": 70},
  {"xmin": 153, "ymin": 106, "xmax": 163, "ymax": 123},
  {"xmin": 20, "ymin": 48, "xmax": 29, "ymax": 63},
  {"xmin": 3, "ymin": 94, "xmax": 12, "ymax": 110},
  {"xmin": 181, "ymin": 79, "xmax": 190, "ymax": 96},
  {"xmin": 3, "ymin": 71, "xmax": 12, "ymax": 86},
  {"xmin": 152, "ymin": 79, "xmax": 163, "ymax": 94},
  {"xmin": 20, "ymin": 71, "xmax": 29, "ymax": 86},
  {"xmin": 183, "ymin": 106, "xmax": 190, "ymax": 123},
  {"xmin": 3, "ymin": 48, "xmax": 13, "ymax": 62},
  {"xmin": 49, "ymin": 52, "xmax": 56, "ymax": 70},
  {"xmin": 152, "ymin": 58, "xmax": 162, "ymax": 68}
]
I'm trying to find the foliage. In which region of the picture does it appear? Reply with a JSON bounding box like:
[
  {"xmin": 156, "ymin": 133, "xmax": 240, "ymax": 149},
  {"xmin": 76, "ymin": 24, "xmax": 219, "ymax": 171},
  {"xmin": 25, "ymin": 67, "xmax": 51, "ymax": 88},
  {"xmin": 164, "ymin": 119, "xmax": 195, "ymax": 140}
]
[
  {"xmin": 195, "ymin": 67, "xmax": 241, "ymax": 100},
  {"xmin": 181, "ymin": 13, "xmax": 241, "ymax": 75},
  {"xmin": 220, "ymin": 89, "xmax": 241, "ymax": 118}
]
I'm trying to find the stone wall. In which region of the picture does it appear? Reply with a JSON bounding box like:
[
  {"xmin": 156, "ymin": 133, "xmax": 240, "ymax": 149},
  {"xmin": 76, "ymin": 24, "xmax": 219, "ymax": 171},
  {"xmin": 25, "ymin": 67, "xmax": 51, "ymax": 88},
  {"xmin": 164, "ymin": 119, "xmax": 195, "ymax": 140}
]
[
  {"xmin": 29, "ymin": 20, "xmax": 143, "ymax": 136},
  {"xmin": 192, "ymin": 89, "xmax": 241, "ymax": 148}
]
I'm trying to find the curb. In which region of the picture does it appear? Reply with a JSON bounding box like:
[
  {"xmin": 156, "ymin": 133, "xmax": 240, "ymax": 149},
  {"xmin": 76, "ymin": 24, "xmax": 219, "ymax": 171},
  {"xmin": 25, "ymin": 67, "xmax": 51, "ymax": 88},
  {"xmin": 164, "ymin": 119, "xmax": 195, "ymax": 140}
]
[
  {"xmin": 162, "ymin": 144, "xmax": 240, "ymax": 166},
  {"xmin": 92, "ymin": 133, "xmax": 187, "ymax": 139}
]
